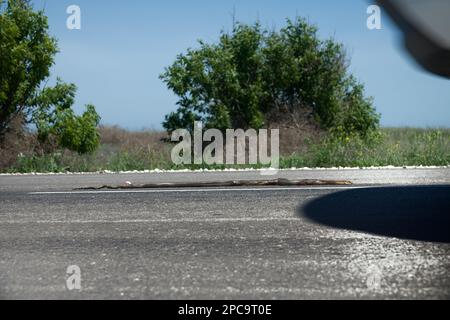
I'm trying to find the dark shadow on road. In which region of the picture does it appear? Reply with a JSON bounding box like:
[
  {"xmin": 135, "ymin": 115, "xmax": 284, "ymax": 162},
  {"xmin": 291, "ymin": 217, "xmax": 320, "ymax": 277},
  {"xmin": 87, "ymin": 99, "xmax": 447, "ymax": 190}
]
[{"xmin": 300, "ymin": 185, "xmax": 450, "ymax": 243}]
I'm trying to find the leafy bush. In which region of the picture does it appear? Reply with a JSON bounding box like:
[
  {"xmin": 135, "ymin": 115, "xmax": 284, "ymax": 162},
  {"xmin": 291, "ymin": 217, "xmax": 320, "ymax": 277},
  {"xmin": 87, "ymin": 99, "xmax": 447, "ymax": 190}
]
[
  {"xmin": 52, "ymin": 104, "xmax": 101, "ymax": 154},
  {"xmin": 161, "ymin": 18, "xmax": 380, "ymax": 138}
]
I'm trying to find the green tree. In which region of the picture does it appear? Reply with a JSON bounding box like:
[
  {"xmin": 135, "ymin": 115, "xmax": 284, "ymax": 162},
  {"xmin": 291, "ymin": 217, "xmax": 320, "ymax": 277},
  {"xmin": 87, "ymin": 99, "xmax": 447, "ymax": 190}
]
[
  {"xmin": 161, "ymin": 18, "xmax": 380, "ymax": 138},
  {"xmin": 0, "ymin": 0, "xmax": 100, "ymax": 153}
]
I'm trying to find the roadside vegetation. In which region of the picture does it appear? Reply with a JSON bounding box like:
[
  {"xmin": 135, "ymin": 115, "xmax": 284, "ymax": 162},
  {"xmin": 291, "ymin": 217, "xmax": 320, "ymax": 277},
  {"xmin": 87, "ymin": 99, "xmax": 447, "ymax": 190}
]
[
  {"xmin": 1, "ymin": 1, "xmax": 448, "ymax": 174},
  {"xmin": 2, "ymin": 127, "xmax": 449, "ymax": 173}
]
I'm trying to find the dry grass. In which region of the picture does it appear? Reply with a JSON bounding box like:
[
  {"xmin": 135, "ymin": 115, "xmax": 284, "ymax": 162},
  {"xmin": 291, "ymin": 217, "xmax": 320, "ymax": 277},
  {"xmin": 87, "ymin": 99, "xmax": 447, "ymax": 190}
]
[{"xmin": 99, "ymin": 125, "xmax": 167, "ymax": 149}]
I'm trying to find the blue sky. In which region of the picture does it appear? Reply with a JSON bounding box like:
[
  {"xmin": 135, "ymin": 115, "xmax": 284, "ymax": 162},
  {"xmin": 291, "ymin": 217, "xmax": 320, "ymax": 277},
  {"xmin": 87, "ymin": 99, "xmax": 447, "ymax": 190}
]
[{"xmin": 34, "ymin": 0, "xmax": 450, "ymax": 129}]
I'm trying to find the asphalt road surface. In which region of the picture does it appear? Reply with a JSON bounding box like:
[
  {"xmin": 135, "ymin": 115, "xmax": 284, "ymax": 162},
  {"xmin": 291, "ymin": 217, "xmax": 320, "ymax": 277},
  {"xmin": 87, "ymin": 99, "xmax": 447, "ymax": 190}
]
[{"xmin": 0, "ymin": 168, "xmax": 449, "ymax": 299}]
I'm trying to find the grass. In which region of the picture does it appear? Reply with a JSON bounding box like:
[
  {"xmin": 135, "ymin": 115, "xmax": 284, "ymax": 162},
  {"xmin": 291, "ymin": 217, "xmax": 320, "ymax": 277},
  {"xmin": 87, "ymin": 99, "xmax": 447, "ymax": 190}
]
[
  {"xmin": 2, "ymin": 127, "xmax": 450, "ymax": 173},
  {"xmin": 282, "ymin": 128, "xmax": 450, "ymax": 168}
]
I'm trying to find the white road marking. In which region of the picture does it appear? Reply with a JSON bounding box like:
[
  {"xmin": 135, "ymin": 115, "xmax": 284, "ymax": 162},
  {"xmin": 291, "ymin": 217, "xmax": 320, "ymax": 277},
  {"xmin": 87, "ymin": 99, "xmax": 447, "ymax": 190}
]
[{"xmin": 29, "ymin": 186, "xmax": 366, "ymax": 195}]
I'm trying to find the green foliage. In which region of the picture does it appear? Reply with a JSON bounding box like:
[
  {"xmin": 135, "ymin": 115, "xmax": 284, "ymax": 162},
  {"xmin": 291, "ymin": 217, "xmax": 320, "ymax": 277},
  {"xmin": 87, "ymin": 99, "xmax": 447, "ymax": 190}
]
[
  {"xmin": 0, "ymin": 0, "xmax": 57, "ymax": 134},
  {"xmin": 0, "ymin": 0, "xmax": 100, "ymax": 154},
  {"xmin": 282, "ymin": 128, "xmax": 450, "ymax": 168},
  {"xmin": 31, "ymin": 80, "xmax": 101, "ymax": 154},
  {"xmin": 161, "ymin": 18, "xmax": 380, "ymax": 138},
  {"xmin": 14, "ymin": 152, "xmax": 65, "ymax": 173},
  {"xmin": 53, "ymin": 104, "xmax": 101, "ymax": 154},
  {"xmin": 31, "ymin": 79, "xmax": 77, "ymax": 142}
]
